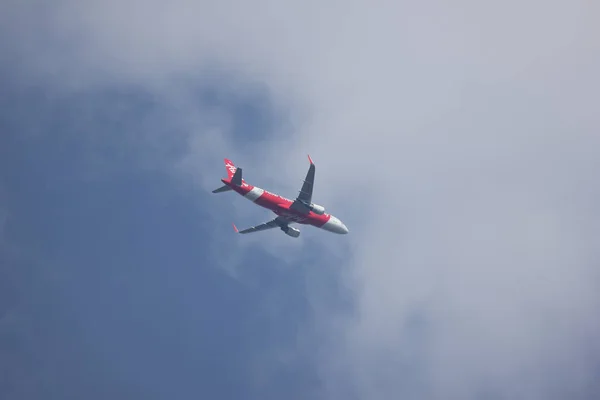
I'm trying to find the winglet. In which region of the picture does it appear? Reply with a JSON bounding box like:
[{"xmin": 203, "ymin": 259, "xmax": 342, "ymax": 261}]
[
  {"xmin": 307, "ymin": 154, "xmax": 314, "ymax": 165},
  {"xmin": 232, "ymin": 223, "xmax": 239, "ymax": 233}
]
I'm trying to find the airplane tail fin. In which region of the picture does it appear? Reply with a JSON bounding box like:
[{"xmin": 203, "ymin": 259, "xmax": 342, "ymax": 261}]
[
  {"xmin": 224, "ymin": 158, "xmax": 243, "ymax": 185},
  {"xmin": 224, "ymin": 158, "xmax": 237, "ymax": 179},
  {"xmin": 213, "ymin": 158, "xmax": 242, "ymax": 193}
]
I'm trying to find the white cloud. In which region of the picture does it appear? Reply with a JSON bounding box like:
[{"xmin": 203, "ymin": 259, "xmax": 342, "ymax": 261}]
[{"xmin": 3, "ymin": 0, "xmax": 600, "ymax": 398}]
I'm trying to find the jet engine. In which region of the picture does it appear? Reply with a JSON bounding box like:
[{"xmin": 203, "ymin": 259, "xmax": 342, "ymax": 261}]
[
  {"xmin": 282, "ymin": 226, "xmax": 301, "ymax": 238},
  {"xmin": 309, "ymin": 203, "xmax": 326, "ymax": 215}
]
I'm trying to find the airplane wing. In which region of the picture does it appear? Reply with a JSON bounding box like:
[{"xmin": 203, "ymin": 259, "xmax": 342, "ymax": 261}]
[
  {"xmin": 289, "ymin": 155, "xmax": 315, "ymax": 214},
  {"xmin": 233, "ymin": 216, "xmax": 289, "ymax": 234}
]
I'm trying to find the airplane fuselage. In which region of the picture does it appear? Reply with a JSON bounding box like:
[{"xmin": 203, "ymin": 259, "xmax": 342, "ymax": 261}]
[{"xmin": 222, "ymin": 178, "xmax": 348, "ymax": 234}]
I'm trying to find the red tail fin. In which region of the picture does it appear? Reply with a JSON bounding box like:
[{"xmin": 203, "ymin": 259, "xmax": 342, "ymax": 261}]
[{"xmin": 224, "ymin": 158, "xmax": 237, "ymax": 178}]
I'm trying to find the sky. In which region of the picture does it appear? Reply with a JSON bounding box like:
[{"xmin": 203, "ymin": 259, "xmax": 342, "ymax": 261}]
[{"xmin": 1, "ymin": 1, "xmax": 600, "ymax": 399}]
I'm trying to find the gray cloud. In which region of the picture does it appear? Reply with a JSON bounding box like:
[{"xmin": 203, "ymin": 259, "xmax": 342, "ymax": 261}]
[
  {"xmin": 2, "ymin": 0, "xmax": 600, "ymax": 398},
  {"xmin": 0, "ymin": 191, "xmax": 6, "ymax": 247}
]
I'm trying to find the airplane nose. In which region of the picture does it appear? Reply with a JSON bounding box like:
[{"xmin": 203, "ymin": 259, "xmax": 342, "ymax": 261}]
[
  {"xmin": 323, "ymin": 215, "xmax": 349, "ymax": 234},
  {"xmin": 340, "ymin": 221, "xmax": 349, "ymax": 234}
]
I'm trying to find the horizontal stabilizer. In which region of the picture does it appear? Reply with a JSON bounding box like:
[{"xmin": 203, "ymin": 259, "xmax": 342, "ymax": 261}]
[
  {"xmin": 231, "ymin": 167, "xmax": 242, "ymax": 186},
  {"xmin": 212, "ymin": 185, "xmax": 233, "ymax": 193}
]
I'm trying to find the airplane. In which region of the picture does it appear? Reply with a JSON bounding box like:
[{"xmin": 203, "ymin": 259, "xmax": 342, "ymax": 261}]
[{"xmin": 212, "ymin": 155, "xmax": 349, "ymax": 237}]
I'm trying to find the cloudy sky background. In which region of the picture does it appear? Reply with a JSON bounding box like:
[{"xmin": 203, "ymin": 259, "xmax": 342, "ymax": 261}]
[{"xmin": 1, "ymin": 1, "xmax": 600, "ymax": 399}]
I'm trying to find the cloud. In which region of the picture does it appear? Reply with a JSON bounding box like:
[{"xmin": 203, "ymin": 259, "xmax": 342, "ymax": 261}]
[
  {"xmin": 0, "ymin": 192, "xmax": 6, "ymax": 247},
  {"xmin": 2, "ymin": 0, "xmax": 600, "ymax": 398}
]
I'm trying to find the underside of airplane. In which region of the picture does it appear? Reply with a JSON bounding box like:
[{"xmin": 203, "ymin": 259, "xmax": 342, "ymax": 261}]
[{"xmin": 212, "ymin": 155, "xmax": 348, "ymax": 237}]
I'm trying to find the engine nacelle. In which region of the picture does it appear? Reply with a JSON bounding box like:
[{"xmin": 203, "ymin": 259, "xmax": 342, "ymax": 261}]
[
  {"xmin": 282, "ymin": 226, "xmax": 301, "ymax": 238},
  {"xmin": 310, "ymin": 203, "xmax": 326, "ymax": 215}
]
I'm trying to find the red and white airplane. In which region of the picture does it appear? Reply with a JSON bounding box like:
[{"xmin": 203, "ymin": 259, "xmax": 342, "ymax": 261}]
[{"xmin": 212, "ymin": 155, "xmax": 349, "ymax": 237}]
